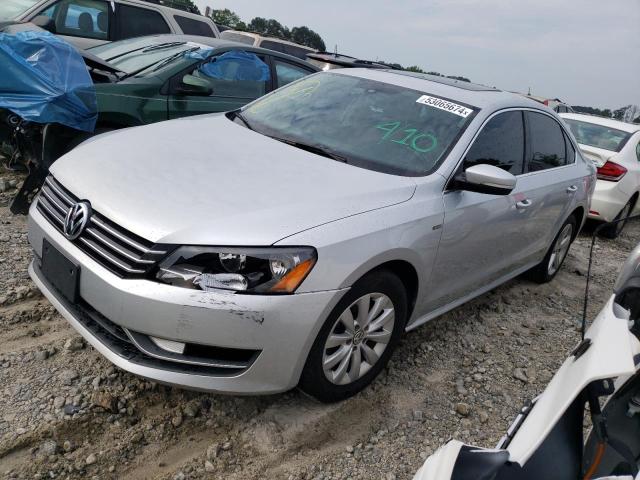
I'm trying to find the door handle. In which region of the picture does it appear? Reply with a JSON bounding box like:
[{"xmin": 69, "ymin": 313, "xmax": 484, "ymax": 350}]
[
  {"xmin": 566, "ymin": 185, "xmax": 578, "ymax": 193},
  {"xmin": 516, "ymin": 199, "xmax": 532, "ymax": 209}
]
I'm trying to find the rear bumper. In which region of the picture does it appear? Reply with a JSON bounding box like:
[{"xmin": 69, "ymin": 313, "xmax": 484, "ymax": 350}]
[
  {"xmin": 587, "ymin": 179, "xmax": 629, "ymax": 223},
  {"xmin": 28, "ymin": 205, "xmax": 347, "ymax": 394}
]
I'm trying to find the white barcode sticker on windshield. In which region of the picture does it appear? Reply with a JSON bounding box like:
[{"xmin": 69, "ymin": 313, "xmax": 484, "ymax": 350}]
[{"xmin": 416, "ymin": 95, "xmax": 473, "ymax": 118}]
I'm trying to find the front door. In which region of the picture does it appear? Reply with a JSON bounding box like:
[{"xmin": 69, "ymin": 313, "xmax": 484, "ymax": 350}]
[{"xmin": 167, "ymin": 51, "xmax": 271, "ymax": 120}]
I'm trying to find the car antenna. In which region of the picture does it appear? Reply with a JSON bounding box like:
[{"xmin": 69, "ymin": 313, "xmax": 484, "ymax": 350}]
[{"xmin": 582, "ymin": 214, "xmax": 640, "ymax": 340}]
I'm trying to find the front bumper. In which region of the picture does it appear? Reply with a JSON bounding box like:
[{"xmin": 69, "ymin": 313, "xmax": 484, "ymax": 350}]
[
  {"xmin": 28, "ymin": 206, "xmax": 347, "ymax": 394},
  {"xmin": 587, "ymin": 179, "xmax": 628, "ymax": 223}
]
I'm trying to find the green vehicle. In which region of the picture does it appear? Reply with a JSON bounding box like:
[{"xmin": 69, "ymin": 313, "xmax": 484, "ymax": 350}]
[
  {"xmin": 86, "ymin": 34, "xmax": 318, "ymax": 130},
  {"xmin": 3, "ymin": 33, "xmax": 318, "ymax": 212}
]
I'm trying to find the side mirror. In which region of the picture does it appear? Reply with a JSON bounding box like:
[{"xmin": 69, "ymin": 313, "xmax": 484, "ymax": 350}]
[
  {"xmin": 453, "ymin": 164, "xmax": 516, "ymax": 195},
  {"xmin": 177, "ymin": 74, "xmax": 213, "ymax": 96},
  {"xmin": 31, "ymin": 15, "xmax": 56, "ymax": 33}
]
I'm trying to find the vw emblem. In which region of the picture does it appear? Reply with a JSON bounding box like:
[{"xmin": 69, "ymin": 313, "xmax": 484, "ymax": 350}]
[{"xmin": 63, "ymin": 202, "xmax": 91, "ymax": 240}]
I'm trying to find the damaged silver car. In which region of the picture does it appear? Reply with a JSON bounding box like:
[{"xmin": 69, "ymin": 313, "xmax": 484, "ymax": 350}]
[{"xmin": 28, "ymin": 69, "xmax": 595, "ymax": 401}]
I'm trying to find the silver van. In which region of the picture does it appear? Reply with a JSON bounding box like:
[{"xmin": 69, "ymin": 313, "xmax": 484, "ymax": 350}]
[
  {"xmin": 220, "ymin": 30, "xmax": 316, "ymax": 60},
  {"xmin": 1, "ymin": 0, "xmax": 220, "ymax": 49}
]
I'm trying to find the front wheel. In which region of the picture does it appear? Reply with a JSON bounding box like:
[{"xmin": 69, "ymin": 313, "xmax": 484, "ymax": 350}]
[
  {"xmin": 527, "ymin": 215, "xmax": 576, "ymax": 284},
  {"xmin": 299, "ymin": 270, "xmax": 407, "ymax": 403}
]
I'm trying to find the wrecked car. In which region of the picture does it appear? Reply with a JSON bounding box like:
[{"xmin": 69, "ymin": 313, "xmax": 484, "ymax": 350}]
[
  {"xmin": 0, "ymin": 30, "xmax": 318, "ymax": 212},
  {"xmin": 414, "ymin": 234, "xmax": 640, "ymax": 480},
  {"xmin": 28, "ymin": 69, "xmax": 594, "ymax": 402}
]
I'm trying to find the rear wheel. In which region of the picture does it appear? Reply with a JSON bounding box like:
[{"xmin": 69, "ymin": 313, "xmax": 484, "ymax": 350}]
[
  {"xmin": 527, "ymin": 215, "xmax": 576, "ymax": 284},
  {"xmin": 299, "ymin": 270, "xmax": 407, "ymax": 403},
  {"xmin": 600, "ymin": 198, "xmax": 634, "ymax": 239}
]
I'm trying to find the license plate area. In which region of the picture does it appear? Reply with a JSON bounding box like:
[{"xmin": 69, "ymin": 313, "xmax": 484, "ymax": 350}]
[{"xmin": 42, "ymin": 238, "xmax": 80, "ymax": 303}]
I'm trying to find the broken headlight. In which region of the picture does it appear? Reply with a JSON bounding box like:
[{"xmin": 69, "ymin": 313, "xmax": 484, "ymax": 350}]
[{"xmin": 155, "ymin": 246, "xmax": 317, "ymax": 294}]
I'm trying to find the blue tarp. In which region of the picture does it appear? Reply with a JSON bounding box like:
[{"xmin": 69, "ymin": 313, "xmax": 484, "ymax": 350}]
[
  {"xmin": 0, "ymin": 30, "xmax": 97, "ymax": 132},
  {"xmin": 198, "ymin": 50, "xmax": 270, "ymax": 82}
]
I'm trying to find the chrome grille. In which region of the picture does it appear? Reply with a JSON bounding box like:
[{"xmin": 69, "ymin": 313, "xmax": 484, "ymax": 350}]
[{"xmin": 36, "ymin": 176, "xmax": 168, "ymax": 278}]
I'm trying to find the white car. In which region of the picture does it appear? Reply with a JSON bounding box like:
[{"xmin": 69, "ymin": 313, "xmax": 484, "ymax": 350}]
[
  {"xmin": 561, "ymin": 113, "xmax": 640, "ymax": 238},
  {"xmin": 414, "ymin": 241, "xmax": 640, "ymax": 480}
]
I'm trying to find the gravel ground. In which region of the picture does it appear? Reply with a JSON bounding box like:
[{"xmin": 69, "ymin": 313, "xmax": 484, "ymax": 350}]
[{"xmin": 0, "ymin": 167, "xmax": 638, "ymax": 480}]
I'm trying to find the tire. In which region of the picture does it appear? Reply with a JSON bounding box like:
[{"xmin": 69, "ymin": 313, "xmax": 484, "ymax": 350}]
[
  {"xmin": 527, "ymin": 215, "xmax": 577, "ymax": 284},
  {"xmin": 299, "ymin": 270, "xmax": 407, "ymax": 403},
  {"xmin": 600, "ymin": 198, "xmax": 634, "ymax": 239}
]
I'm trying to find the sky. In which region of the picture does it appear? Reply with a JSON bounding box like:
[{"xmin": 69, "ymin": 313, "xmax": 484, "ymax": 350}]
[{"xmin": 195, "ymin": 0, "xmax": 640, "ymax": 110}]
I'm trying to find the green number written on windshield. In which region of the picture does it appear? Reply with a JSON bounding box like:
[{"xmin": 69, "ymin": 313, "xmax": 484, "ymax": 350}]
[{"xmin": 375, "ymin": 121, "xmax": 438, "ymax": 154}]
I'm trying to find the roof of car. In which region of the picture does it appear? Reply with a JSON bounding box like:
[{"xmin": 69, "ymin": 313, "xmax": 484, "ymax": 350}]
[
  {"xmin": 221, "ymin": 30, "xmax": 317, "ymax": 51},
  {"xmin": 306, "ymin": 52, "xmax": 391, "ymax": 69},
  {"xmin": 559, "ymin": 112, "xmax": 640, "ymax": 133},
  {"xmin": 333, "ymin": 68, "xmax": 546, "ymax": 111},
  {"xmin": 107, "ymin": 34, "xmax": 319, "ymax": 68}
]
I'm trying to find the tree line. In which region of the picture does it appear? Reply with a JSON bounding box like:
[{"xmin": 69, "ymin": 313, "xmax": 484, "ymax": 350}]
[
  {"xmin": 573, "ymin": 105, "xmax": 640, "ymax": 123},
  {"xmin": 210, "ymin": 9, "xmax": 326, "ymax": 51},
  {"xmin": 199, "ymin": 5, "xmax": 639, "ymax": 120}
]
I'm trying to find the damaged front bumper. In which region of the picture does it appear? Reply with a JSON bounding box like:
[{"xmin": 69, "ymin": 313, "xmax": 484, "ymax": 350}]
[{"xmin": 28, "ymin": 206, "xmax": 347, "ymax": 394}]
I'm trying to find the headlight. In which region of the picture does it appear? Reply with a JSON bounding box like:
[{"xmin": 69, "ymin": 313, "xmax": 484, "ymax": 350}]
[{"xmin": 155, "ymin": 246, "xmax": 317, "ymax": 294}]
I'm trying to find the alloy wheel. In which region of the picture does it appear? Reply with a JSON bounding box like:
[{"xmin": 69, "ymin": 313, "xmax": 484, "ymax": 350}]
[
  {"xmin": 322, "ymin": 293, "xmax": 395, "ymax": 385},
  {"xmin": 547, "ymin": 223, "xmax": 573, "ymax": 276}
]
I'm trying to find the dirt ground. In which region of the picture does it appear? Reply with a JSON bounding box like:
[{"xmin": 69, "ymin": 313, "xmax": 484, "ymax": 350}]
[{"xmin": 0, "ymin": 167, "xmax": 638, "ymax": 480}]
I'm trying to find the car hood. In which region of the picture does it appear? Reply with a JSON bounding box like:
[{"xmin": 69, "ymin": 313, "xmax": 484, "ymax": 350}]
[{"xmin": 50, "ymin": 114, "xmax": 417, "ymax": 245}]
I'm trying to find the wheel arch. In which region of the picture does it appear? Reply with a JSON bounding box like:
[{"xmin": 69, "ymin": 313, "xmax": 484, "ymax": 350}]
[
  {"xmin": 347, "ymin": 258, "xmax": 420, "ymax": 322},
  {"xmin": 569, "ymin": 206, "xmax": 585, "ymax": 240}
]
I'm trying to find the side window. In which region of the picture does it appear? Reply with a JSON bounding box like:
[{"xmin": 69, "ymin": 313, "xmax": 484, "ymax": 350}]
[
  {"xmin": 526, "ymin": 112, "xmax": 567, "ymax": 172},
  {"xmin": 174, "ymin": 15, "xmax": 215, "ymax": 37},
  {"xmin": 636, "ymin": 142, "xmax": 640, "ymax": 162},
  {"xmin": 41, "ymin": 0, "xmax": 109, "ymax": 40},
  {"xmin": 116, "ymin": 5, "xmax": 170, "ymax": 40},
  {"xmin": 189, "ymin": 51, "xmax": 270, "ymax": 99},
  {"xmin": 564, "ymin": 132, "xmax": 576, "ymax": 164},
  {"xmin": 463, "ymin": 111, "xmax": 525, "ymax": 175},
  {"xmin": 274, "ymin": 60, "xmax": 311, "ymax": 88}
]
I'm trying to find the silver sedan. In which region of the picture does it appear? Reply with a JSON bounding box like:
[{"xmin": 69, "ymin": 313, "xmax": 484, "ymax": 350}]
[{"xmin": 28, "ymin": 69, "xmax": 596, "ymax": 402}]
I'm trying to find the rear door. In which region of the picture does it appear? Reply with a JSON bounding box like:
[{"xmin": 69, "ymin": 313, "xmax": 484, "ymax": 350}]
[
  {"xmin": 515, "ymin": 111, "xmax": 580, "ymax": 262},
  {"xmin": 167, "ymin": 50, "xmax": 271, "ymax": 119},
  {"xmin": 426, "ymin": 110, "xmax": 532, "ymax": 311}
]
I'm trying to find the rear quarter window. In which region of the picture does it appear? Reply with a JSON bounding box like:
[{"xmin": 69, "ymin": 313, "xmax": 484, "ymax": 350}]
[
  {"xmin": 174, "ymin": 15, "xmax": 215, "ymax": 37},
  {"xmin": 116, "ymin": 5, "xmax": 171, "ymax": 39}
]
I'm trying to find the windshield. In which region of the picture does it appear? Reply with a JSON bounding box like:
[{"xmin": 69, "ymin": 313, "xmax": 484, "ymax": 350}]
[
  {"xmin": 0, "ymin": 0, "xmax": 39, "ymax": 20},
  {"xmin": 564, "ymin": 118, "xmax": 632, "ymax": 152},
  {"xmin": 220, "ymin": 31, "xmax": 255, "ymax": 46},
  {"xmin": 240, "ymin": 72, "xmax": 477, "ymax": 176},
  {"xmin": 89, "ymin": 38, "xmax": 210, "ymax": 75}
]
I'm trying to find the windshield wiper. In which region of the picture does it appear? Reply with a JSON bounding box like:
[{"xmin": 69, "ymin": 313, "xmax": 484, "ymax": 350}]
[
  {"xmin": 120, "ymin": 46, "xmax": 201, "ymax": 79},
  {"xmin": 142, "ymin": 41, "xmax": 187, "ymax": 53},
  {"xmin": 150, "ymin": 46, "xmax": 201, "ymax": 72},
  {"xmin": 231, "ymin": 111, "xmax": 253, "ymax": 131},
  {"xmin": 103, "ymin": 42, "xmax": 187, "ymax": 62},
  {"xmin": 269, "ymin": 136, "xmax": 349, "ymax": 163}
]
